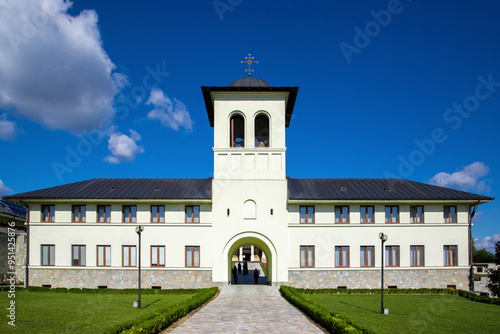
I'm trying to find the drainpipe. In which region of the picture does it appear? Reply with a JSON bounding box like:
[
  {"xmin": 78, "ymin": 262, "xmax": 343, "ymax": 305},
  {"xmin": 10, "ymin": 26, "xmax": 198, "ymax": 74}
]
[
  {"xmin": 468, "ymin": 200, "xmax": 480, "ymax": 292},
  {"xmin": 19, "ymin": 199, "xmax": 29, "ymax": 289}
]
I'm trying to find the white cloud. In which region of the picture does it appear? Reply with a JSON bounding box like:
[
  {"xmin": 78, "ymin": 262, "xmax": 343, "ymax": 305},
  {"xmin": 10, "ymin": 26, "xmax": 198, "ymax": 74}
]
[
  {"xmin": 104, "ymin": 129, "xmax": 144, "ymax": 164},
  {"xmin": 146, "ymin": 88, "xmax": 193, "ymax": 131},
  {"xmin": 474, "ymin": 234, "xmax": 500, "ymax": 251},
  {"xmin": 430, "ymin": 162, "xmax": 490, "ymax": 192},
  {"xmin": 0, "ymin": 0, "xmax": 126, "ymax": 134},
  {"xmin": 0, "ymin": 113, "xmax": 17, "ymax": 140},
  {"xmin": 0, "ymin": 179, "xmax": 13, "ymax": 197}
]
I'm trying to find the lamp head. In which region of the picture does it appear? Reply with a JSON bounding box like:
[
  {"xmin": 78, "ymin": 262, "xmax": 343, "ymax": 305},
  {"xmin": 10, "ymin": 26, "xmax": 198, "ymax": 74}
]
[{"xmin": 135, "ymin": 225, "xmax": 144, "ymax": 234}]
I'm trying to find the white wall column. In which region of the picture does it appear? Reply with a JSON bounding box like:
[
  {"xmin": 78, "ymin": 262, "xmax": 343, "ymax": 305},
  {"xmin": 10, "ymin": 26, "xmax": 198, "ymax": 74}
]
[
  {"xmin": 251, "ymin": 245, "xmax": 255, "ymax": 261},
  {"xmin": 239, "ymin": 247, "xmax": 243, "ymax": 261}
]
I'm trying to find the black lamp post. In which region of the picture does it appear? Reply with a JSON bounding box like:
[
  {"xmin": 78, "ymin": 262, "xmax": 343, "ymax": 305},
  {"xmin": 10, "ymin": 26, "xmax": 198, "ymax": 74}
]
[
  {"xmin": 135, "ymin": 225, "xmax": 144, "ymax": 309},
  {"xmin": 379, "ymin": 232, "xmax": 388, "ymax": 314}
]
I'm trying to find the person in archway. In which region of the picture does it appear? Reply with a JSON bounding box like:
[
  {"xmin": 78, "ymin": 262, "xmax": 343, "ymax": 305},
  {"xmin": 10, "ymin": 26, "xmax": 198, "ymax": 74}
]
[
  {"xmin": 232, "ymin": 265, "xmax": 238, "ymax": 284},
  {"xmin": 253, "ymin": 268, "xmax": 259, "ymax": 284},
  {"xmin": 243, "ymin": 261, "xmax": 248, "ymax": 275},
  {"xmin": 237, "ymin": 262, "xmax": 242, "ymax": 274}
]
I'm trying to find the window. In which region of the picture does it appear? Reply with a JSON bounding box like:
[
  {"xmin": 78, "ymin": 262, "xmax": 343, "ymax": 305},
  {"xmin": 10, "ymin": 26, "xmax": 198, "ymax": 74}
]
[
  {"xmin": 97, "ymin": 245, "xmax": 111, "ymax": 267},
  {"xmin": 72, "ymin": 205, "xmax": 86, "ymax": 223},
  {"xmin": 360, "ymin": 246, "xmax": 374, "ymax": 267},
  {"xmin": 185, "ymin": 205, "xmax": 200, "ymax": 223},
  {"xmin": 410, "ymin": 206, "xmax": 424, "ymax": 223},
  {"xmin": 243, "ymin": 200, "xmax": 256, "ymax": 219},
  {"xmin": 72, "ymin": 245, "xmax": 86, "ymax": 266},
  {"xmin": 385, "ymin": 246, "xmax": 399, "ymax": 267},
  {"xmin": 151, "ymin": 205, "xmax": 165, "ymax": 223},
  {"xmin": 41, "ymin": 244, "xmax": 55, "ymax": 266},
  {"xmin": 444, "ymin": 206, "xmax": 457, "ymax": 223},
  {"xmin": 41, "ymin": 205, "xmax": 55, "ymax": 222},
  {"xmin": 360, "ymin": 206, "xmax": 374, "ymax": 224},
  {"xmin": 254, "ymin": 114, "xmax": 269, "ymax": 147},
  {"xmin": 97, "ymin": 205, "xmax": 111, "ymax": 223},
  {"xmin": 151, "ymin": 246, "xmax": 165, "ymax": 267},
  {"xmin": 410, "ymin": 245, "xmax": 424, "ymax": 267},
  {"xmin": 335, "ymin": 246, "xmax": 350, "ymax": 267},
  {"xmin": 300, "ymin": 246, "xmax": 315, "ymax": 267},
  {"xmin": 385, "ymin": 206, "xmax": 399, "ymax": 223},
  {"xmin": 444, "ymin": 245, "xmax": 457, "ymax": 266},
  {"xmin": 185, "ymin": 246, "xmax": 200, "ymax": 267},
  {"xmin": 122, "ymin": 205, "xmax": 137, "ymax": 223},
  {"xmin": 122, "ymin": 246, "xmax": 137, "ymax": 267},
  {"xmin": 230, "ymin": 114, "xmax": 245, "ymax": 147},
  {"xmin": 299, "ymin": 206, "xmax": 314, "ymax": 224},
  {"xmin": 335, "ymin": 206, "xmax": 349, "ymax": 224}
]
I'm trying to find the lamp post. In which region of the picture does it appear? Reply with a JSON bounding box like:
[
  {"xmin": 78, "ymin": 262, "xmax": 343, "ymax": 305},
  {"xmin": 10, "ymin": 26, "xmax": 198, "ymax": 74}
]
[
  {"xmin": 379, "ymin": 232, "xmax": 388, "ymax": 314},
  {"xmin": 135, "ymin": 225, "xmax": 144, "ymax": 309}
]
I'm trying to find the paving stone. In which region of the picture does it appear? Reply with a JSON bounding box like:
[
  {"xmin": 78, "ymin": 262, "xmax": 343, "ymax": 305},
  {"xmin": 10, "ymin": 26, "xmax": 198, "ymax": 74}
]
[{"xmin": 170, "ymin": 284, "xmax": 323, "ymax": 333}]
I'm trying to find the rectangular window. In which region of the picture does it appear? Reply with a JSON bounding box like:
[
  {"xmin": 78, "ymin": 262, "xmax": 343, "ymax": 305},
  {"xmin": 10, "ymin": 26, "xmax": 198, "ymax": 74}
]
[
  {"xmin": 385, "ymin": 246, "xmax": 400, "ymax": 267},
  {"xmin": 97, "ymin": 245, "xmax": 111, "ymax": 267},
  {"xmin": 335, "ymin": 246, "xmax": 350, "ymax": 267},
  {"xmin": 185, "ymin": 205, "xmax": 200, "ymax": 223},
  {"xmin": 151, "ymin": 205, "xmax": 165, "ymax": 223},
  {"xmin": 444, "ymin": 206, "xmax": 457, "ymax": 223},
  {"xmin": 410, "ymin": 206, "xmax": 424, "ymax": 224},
  {"xmin": 41, "ymin": 244, "xmax": 55, "ymax": 266},
  {"xmin": 360, "ymin": 246, "xmax": 375, "ymax": 267},
  {"xmin": 300, "ymin": 246, "xmax": 315, "ymax": 267},
  {"xmin": 335, "ymin": 206, "xmax": 349, "ymax": 224},
  {"xmin": 122, "ymin": 246, "xmax": 137, "ymax": 267},
  {"xmin": 41, "ymin": 205, "xmax": 55, "ymax": 222},
  {"xmin": 151, "ymin": 246, "xmax": 165, "ymax": 267},
  {"xmin": 97, "ymin": 205, "xmax": 111, "ymax": 223},
  {"xmin": 299, "ymin": 206, "xmax": 314, "ymax": 224},
  {"xmin": 185, "ymin": 246, "xmax": 200, "ymax": 267},
  {"xmin": 410, "ymin": 245, "xmax": 424, "ymax": 267},
  {"xmin": 72, "ymin": 245, "xmax": 86, "ymax": 266},
  {"xmin": 72, "ymin": 205, "xmax": 86, "ymax": 223},
  {"xmin": 444, "ymin": 245, "xmax": 457, "ymax": 266},
  {"xmin": 122, "ymin": 205, "xmax": 137, "ymax": 223},
  {"xmin": 385, "ymin": 206, "xmax": 399, "ymax": 224},
  {"xmin": 360, "ymin": 206, "xmax": 374, "ymax": 224}
]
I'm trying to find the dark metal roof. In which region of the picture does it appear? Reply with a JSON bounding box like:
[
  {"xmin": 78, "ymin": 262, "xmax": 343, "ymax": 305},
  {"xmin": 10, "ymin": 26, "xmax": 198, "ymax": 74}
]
[
  {"xmin": 228, "ymin": 77, "xmax": 272, "ymax": 87},
  {"xmin": 287, "ymin": 178, "xmax": 494, "ymax": 201},
  {"xmin": 201, "ymin": 86, "xmax": 298, "ymax": 127},
  {"xmin": 0, "ymin": 199, "xmax": 27, "ymax": 219},
  {"xmin": 5, "ymin": 178, "xmax": 212, "ymax": 200}
]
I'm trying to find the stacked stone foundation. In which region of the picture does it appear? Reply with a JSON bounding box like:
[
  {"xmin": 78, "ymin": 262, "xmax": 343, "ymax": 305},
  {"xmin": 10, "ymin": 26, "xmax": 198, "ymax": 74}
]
[
  {"xmin": 288, "ymin": 268, "xmax": 468, "ymax": 290},
  {"xmin": 29, "ymin": 268, "xmax": 214, "ymax": 289}
]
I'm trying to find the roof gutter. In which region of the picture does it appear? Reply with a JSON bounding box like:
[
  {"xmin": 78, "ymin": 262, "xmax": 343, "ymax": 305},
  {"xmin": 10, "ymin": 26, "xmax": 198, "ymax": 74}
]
[
  {"xmin": 18, "ymin": 199, "xmax": 29, "ymax": 289},
  {"xmin": 468, "ymin": 199, "xmax": 481, "ymax": 292}
]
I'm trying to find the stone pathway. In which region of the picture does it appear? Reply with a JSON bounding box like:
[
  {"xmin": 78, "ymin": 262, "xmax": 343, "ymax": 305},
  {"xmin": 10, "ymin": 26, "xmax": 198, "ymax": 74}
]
[
  {"xmin": 169, "ymin": 285, "xmax": 324, "ymax": 333},
  {"xmin": 232, "ymin": 261, "xmax": 266, "ymax": 285}
]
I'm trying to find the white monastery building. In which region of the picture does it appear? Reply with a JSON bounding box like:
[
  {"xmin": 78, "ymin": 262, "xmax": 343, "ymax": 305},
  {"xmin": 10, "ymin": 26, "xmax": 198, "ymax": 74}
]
[{"xmin": 6, "ymin": 63, "xmax": 494, "ymax": 290}]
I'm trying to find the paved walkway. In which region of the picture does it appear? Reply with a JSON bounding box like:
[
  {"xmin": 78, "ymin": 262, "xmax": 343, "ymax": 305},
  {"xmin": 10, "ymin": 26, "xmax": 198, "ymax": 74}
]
[
  {"xmin": 170, "ymin": 285, "xmax": 324, "ymax": 333},
  {"xmin": 232, "ymin": 262, "xmax": 266, "ymax": 285}
]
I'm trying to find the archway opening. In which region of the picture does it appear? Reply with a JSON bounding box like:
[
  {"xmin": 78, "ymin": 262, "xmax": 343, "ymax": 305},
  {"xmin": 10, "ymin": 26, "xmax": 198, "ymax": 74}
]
[
  {"xmin": 226, "ymin": 237, "xmax": 273, "ymax": 285},
  {"xmin": 254, "ymin": 114, "xmax": 269, "ymax": 147},
  {"xmin": 230, "ymin": 114, "xmax": 245, "ymax": 147}
]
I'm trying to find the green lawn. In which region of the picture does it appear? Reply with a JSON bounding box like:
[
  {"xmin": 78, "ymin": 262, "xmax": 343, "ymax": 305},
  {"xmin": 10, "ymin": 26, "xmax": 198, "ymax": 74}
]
[
  {"xmin": 1, "ymin": 291, "xmax": 193, "ymax": 334},
  {"xmin": 306, "ymin": 294, "xmax": 500, "ymax": 334}
]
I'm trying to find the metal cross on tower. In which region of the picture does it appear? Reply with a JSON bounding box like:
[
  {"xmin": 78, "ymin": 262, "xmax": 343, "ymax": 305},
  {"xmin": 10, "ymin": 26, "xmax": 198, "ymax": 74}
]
[{"xmin": 241, "ymin": 54, "xmax": 258, "ymax": 77}]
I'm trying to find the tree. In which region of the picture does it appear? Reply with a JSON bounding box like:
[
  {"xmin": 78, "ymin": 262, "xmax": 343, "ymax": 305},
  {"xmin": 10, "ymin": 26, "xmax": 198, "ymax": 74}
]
[
  {"xmin": 487, "ymin": 240, "xmax": 500, "ymax": 297},
  {"xmin": 473, "ymin": 249, "xmax": 495, "ymax": 263}
]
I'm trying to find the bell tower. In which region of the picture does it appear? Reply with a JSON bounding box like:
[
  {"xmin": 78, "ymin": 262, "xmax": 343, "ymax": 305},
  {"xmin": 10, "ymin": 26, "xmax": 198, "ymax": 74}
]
[
  {"xmin": 201, "ymin": 55, "xmax": 298, "ymax": 181},
  {"xmin": 201, "ymin": 55, "xmax": 298, "ymax": 285}
]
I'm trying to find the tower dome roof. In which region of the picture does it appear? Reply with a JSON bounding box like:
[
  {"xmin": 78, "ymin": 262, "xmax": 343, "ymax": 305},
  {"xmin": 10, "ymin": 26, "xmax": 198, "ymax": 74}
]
[{"xmin": 228, "ymin": 77, "xmax": 271, "ymax": 87}]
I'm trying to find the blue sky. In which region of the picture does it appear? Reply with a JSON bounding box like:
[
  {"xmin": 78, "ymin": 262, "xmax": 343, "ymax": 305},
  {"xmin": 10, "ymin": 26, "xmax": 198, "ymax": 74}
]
[{"xmin": 0, "ymin": 0, "xmax": 498, "ymax": 251}]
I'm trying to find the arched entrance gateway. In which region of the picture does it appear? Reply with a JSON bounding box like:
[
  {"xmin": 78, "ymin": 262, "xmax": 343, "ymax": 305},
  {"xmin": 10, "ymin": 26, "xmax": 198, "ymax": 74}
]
[{"xmin": 223, "ymin": 232, "xmax": 277, "ymax": 285}]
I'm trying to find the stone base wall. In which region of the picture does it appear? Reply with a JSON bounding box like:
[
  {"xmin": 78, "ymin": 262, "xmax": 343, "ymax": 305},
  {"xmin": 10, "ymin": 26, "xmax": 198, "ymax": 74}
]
[
  {"xmin": 288, "ymin": 268, "xmax": 468, "ymax": 290},
  {"xmin": 29, "ymin": 268, "xmax": 214, "ymax": 289}
]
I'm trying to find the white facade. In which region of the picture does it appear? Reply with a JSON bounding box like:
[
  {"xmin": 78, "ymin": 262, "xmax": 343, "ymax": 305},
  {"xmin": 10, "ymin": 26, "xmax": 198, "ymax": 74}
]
[{"xmin": 14, "ymin": 79, "xmax": 492, "ymax": 289}]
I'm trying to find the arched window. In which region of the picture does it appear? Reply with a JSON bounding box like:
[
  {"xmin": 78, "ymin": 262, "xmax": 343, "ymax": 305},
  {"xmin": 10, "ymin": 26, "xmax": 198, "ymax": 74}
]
[
  {"xmin": 255, "ymin": 114, "xmax": 269, "ymax": 147},
  {"xmin": 243, "ymin": 200, "xmax": 256, "ymax": 219},
  {"xmin": 230, "ymin": 114, "xmax": 245, "ymax": 147}
]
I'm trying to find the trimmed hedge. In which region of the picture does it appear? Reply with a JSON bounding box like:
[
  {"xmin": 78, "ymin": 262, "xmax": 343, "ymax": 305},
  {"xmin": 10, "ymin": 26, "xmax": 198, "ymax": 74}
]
[
  {"xmin": 280, "ymin": 286, "xmax": 373, "ymax": 334},
  {"xmin": 292, "ymin": 287, "xmax": 500, "ymax": 306},
  {"xmin": 102, "ymin": 287, "xmax": 218, "ymax": 334},
  {"xmin": 25, "ymin": 286, "xmax": 202, "ymax": 295}
]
